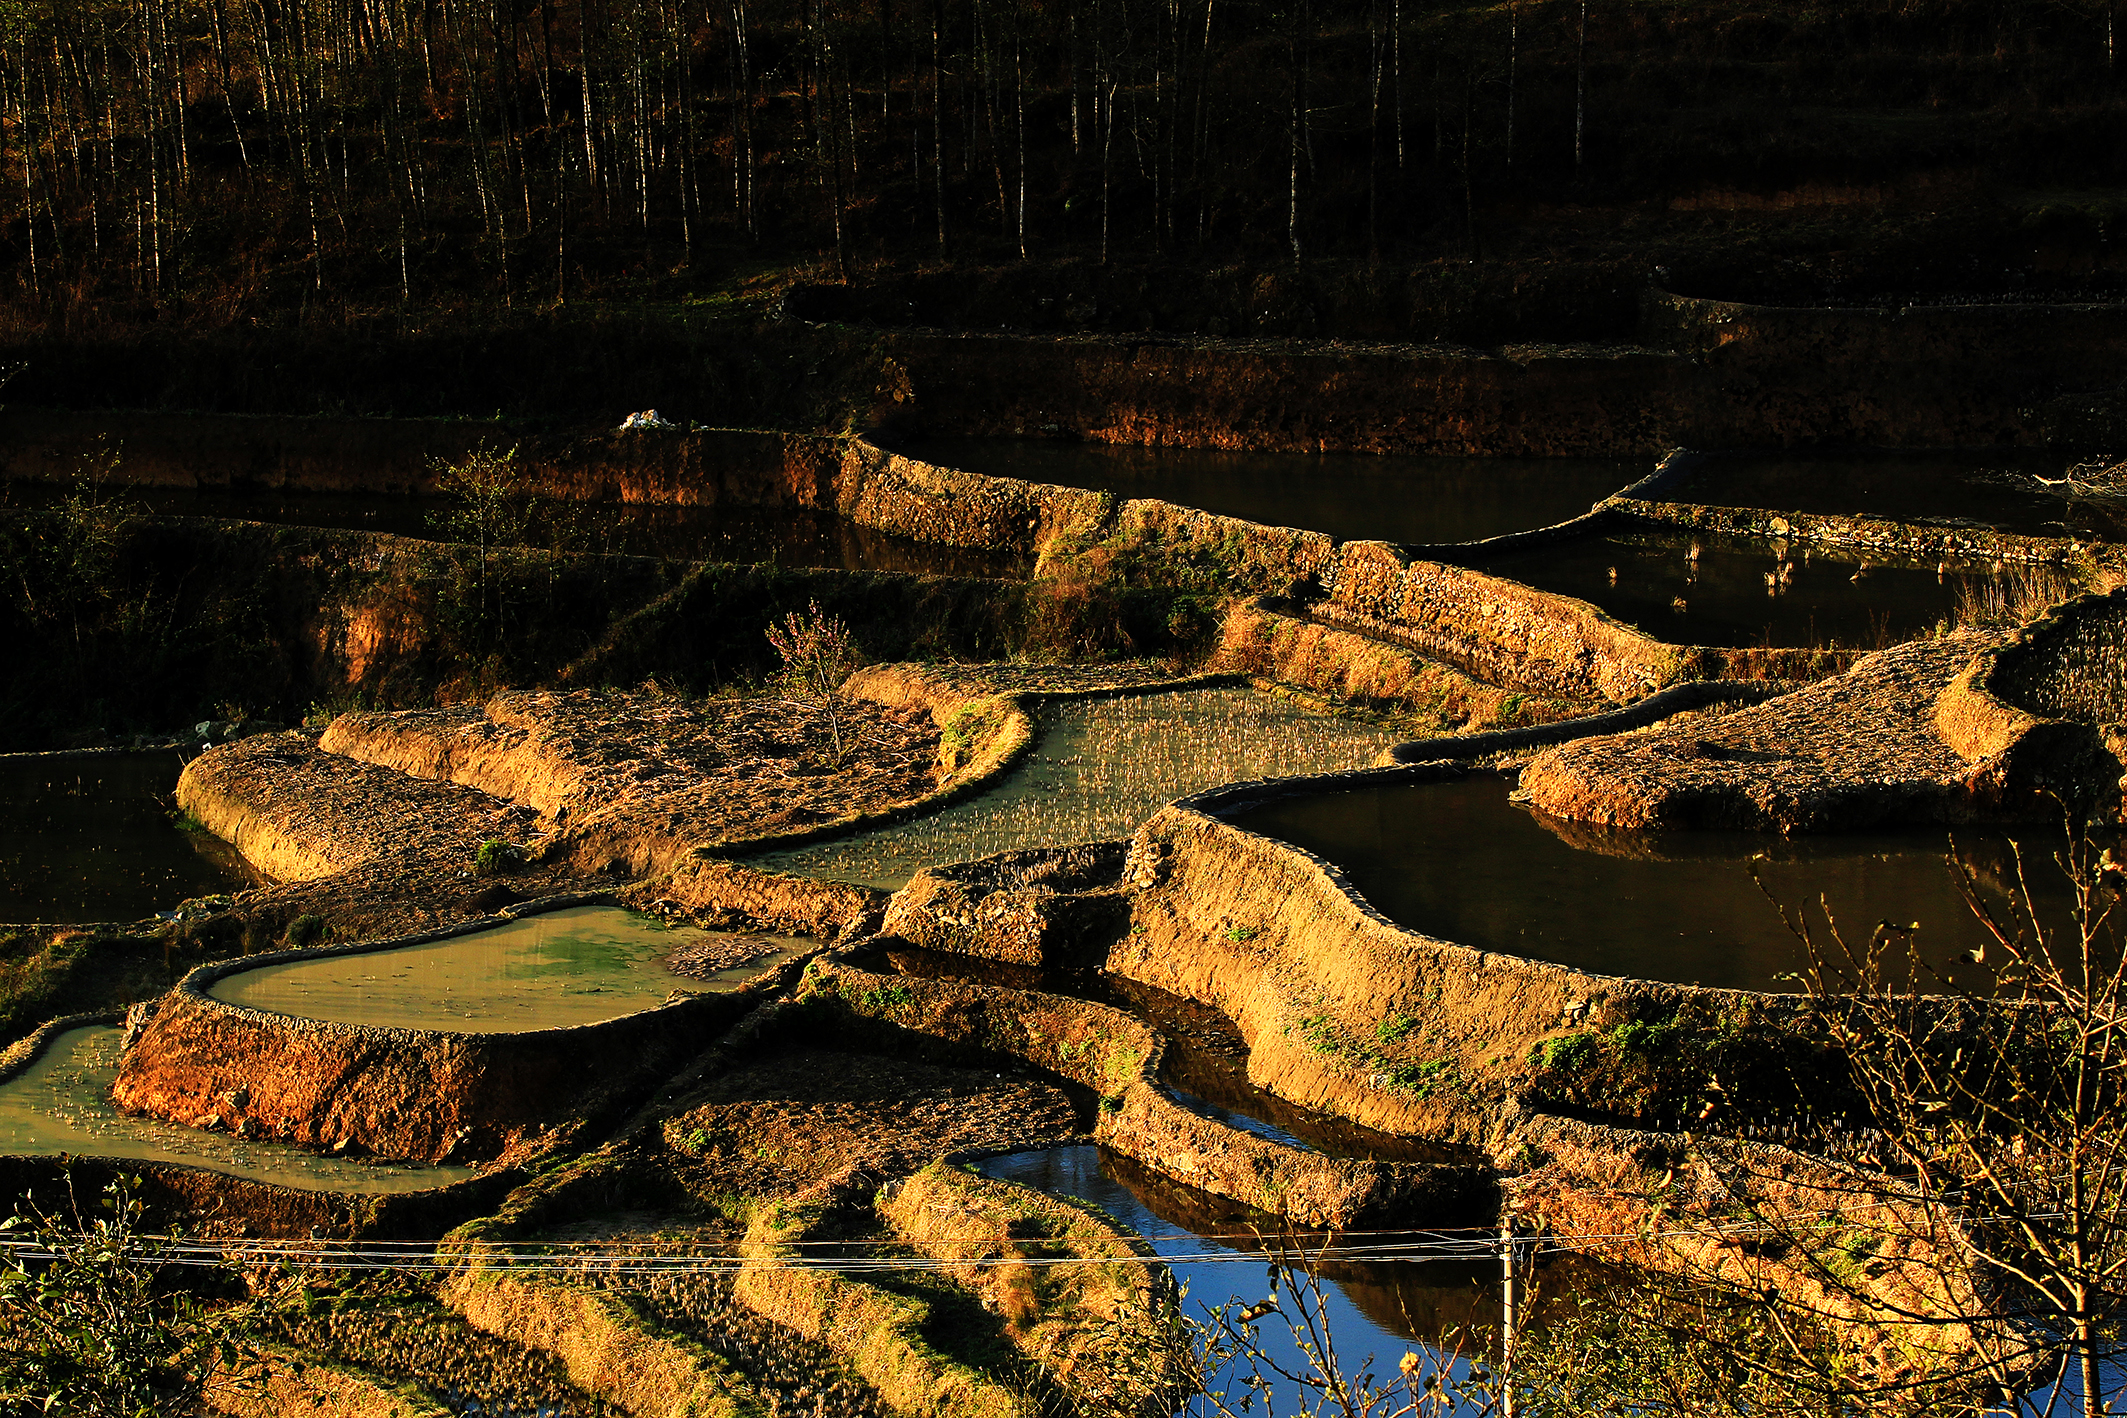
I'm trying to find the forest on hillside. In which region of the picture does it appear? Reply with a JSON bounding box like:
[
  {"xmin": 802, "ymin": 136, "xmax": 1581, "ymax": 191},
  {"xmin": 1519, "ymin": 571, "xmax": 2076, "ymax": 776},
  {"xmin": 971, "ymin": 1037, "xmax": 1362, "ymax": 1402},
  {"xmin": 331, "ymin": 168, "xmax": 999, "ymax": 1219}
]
[{"xmin": 0, "ymin": 0, "xmax": 2124, "ymax": 320}]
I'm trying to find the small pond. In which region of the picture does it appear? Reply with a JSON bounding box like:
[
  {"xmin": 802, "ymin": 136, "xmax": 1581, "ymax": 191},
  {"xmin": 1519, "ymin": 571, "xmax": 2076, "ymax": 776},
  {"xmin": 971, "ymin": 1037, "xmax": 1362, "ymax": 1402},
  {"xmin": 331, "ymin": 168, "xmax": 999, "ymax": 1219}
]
[
  {"xmin": 897, "ymin": 438, "xmax": 1643, "ymax": 545},
  {"xmin": 0, "ymin": 1026, "xmax": 475, "ymax": 1192},
  {"xmin": 747, "ymin": 688, "xmax": 1401, "ymax": 890},
  {"xmin": 1667, "ymin": 450, "xmax": 2122, "ymax": 541},
  {"xmin": 1471, "ymin": 527, "xmax": 2000, "ymax": 648},
  {"xmin": 4, "ymin": 482, "xmax": 1028, "ymax": 580},
  {"xmin": 210, "ymin": 906, "xmax": 799, "ymax": 1031},
  {"xmin": 1230, "ymin": 774, "xmax": 2061, "ymax": 993},
  {"xmin": 0, "ymin": 752, "xmax": 251, "ymax": 922}
]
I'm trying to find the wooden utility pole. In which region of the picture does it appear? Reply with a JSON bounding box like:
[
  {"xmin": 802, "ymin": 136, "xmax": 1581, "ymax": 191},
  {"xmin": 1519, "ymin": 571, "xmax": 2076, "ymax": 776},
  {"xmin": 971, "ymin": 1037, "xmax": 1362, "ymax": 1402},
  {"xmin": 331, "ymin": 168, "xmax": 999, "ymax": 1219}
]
[{"xmin": 1500, "ymin": 1221, "xmax": 1529, "ymax": 1418}]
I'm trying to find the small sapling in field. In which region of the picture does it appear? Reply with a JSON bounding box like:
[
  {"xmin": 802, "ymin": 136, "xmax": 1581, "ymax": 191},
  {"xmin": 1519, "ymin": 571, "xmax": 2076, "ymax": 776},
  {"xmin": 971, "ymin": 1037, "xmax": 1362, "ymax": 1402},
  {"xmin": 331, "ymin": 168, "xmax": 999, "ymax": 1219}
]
[
  {"xmin": 765, "ymin": 600, "xmax": 863, "ymax": 764},
  {"xmin": 474, "ymin": 839, "xmax": 527, "ymax": 877}
]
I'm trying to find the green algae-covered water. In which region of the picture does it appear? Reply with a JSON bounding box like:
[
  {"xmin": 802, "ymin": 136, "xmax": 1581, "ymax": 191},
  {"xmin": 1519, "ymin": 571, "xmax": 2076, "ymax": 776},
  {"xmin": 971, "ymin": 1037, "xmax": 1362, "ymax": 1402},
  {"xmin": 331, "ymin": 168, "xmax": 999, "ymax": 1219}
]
[
  {"xmin": 0, "ymin": 1026, "xmax": 474, "ymax": 1192},
  {"xmin": 748, "ymin": 688, "xmax": 1402, "ymax": 890},
  {"xmin": 210, "ymin": 906, "xmax": 799, "ymax": 1031},
  {"xmin": 0, "ymin": 753, "xmax": 250, "ymax": 922}
]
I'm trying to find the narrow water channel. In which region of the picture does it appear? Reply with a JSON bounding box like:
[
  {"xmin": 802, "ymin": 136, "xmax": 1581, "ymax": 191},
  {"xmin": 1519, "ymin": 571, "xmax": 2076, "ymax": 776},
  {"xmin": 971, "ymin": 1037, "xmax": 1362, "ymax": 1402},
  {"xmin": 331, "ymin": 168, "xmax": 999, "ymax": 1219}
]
[
  {"xmin": 1230, "ymin": 774, "xmax": 2065, "ymax": 993},
  {"xmin": 0, "ymin": 1026, "xmax": 475, "ymax": 1192},
  {"xmin": 748, "ymin": 688, "xmax": 1402, "ymax": 890},
  {"xmin": 211, "ymin": 906, "xmax": 797, "ymax": 1030},
  {"xmin": 3, "ymin": 482, "xmax": 1029, "ymax": 580},
  {"xmin": 1471, "ymin": 528, "xmax": 1992, "ymax": 648},
  {"xmin": 0, "ymin": 753, "xmax": 251, "ymax": 922},
  {"xmin": 898, "ymin": 437, "xmax": 1643, "ymax": 545}
]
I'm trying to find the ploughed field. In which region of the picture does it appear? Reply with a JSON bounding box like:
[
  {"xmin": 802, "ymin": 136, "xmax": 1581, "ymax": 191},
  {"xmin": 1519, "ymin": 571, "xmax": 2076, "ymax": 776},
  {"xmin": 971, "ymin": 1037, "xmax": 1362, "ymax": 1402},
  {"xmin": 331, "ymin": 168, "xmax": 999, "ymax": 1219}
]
[{"xmin": 0, "ymin": 1025, "xmax": 474, "ymax": 1191}]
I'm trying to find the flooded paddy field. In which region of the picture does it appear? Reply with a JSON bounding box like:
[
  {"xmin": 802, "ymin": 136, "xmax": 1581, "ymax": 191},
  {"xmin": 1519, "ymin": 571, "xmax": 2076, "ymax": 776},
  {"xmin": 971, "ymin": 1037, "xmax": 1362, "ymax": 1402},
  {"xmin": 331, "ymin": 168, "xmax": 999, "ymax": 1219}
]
[
  {"xmin": 1471, "ymin": 527, "xmax": 1987, "ymax": 648},
  {"xmin": 1232, "ymin": 774, "xmax": 2054, "ymax": 993},
  {"xmin": 0, "ymin": 1025, "xmax": 474, "ymax": 1191},
  {"xmin": 0, "ymin": 753, "xmax": 250, "ymax": 922},
  {"xmin": 898, "ymin": 437, "xmax": 1643, "ymax": 545},
  {"xmin": 211, "ymin": 906, "xmax": 798, "ymax": 1031},
  {"xmin": 985, "ymin": 1144, "xmax": 1519, "ymax": 1404},
  {"xmin": 1667, "ymin": 449, "xmax": 2122, "ymax": 540},
  {"xmin": 747, "ymin": 687, "xmax": 1402, "ymax": 889},
  {"xmin": 3, "ymin": 481, "xmax": 1029, "ymax": 579}
]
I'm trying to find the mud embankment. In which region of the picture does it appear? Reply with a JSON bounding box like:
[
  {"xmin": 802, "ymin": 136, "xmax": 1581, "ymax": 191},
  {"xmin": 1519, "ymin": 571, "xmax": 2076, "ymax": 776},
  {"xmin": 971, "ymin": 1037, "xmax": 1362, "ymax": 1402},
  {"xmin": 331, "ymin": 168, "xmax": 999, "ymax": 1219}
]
[
  {"xmin": 110, "ymin": 909, "xmax": 811, "ymax": 1166},
  {"xmin": 0, "ymin": 1150, "xmax": 517, "ymax": 1240},
  {"xmin": 1513, "ymin": 632, "xmax": 2054, "ymax": 832},
  {"xmin": 1106, "ymin": 767, "xmax": 1827, "ymax": 1147},
  {"xmin": 1934, "ymin": 586, "xmax": 2127, "ymax": 820},
  {"xmin": 874, "ymin": 295, "xmax": 2127, "ymax": 454},
  {"xmin": 0, "ymin": 406, "xmax": 840, "ymax": 507},
  {"xmin": 10, "ymin": 408, "xmax": 1855, "ymax": 711},
  {"xmin": 1643, "ymin": 292, "xmax": 2127, "ymax": 450},
  {"xmin": 793, "ymin": 956, "xmax": 1490, "ymax": 1229}
]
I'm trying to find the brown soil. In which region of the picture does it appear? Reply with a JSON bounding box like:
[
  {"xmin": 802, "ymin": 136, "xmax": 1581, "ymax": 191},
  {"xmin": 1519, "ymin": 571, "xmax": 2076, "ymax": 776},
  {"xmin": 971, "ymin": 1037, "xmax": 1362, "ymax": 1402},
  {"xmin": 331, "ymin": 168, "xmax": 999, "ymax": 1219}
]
[
  {"xmin": 1515, "ymin": 631, "xmax": 2022, "ymax": 832},
  {"xmin": 659, "ymin": 1049, "xmax": 1082, "ymax": 1197},
  {"xmin": 181, "ymin": 731, "xmax": 534, "ymax": 882},
  {"xmin": 322, "ymin": 689, "xmax": 946, "ymax": 874},
  {"xmin": 176, "ymin": 732, "xmax": 589, "ymax": 938}
]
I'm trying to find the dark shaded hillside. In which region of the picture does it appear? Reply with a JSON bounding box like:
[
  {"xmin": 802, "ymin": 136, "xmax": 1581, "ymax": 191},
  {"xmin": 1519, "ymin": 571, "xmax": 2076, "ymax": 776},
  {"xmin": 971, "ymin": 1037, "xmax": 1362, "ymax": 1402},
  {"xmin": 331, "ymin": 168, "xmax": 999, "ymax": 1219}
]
[{"xmin": 0, "ymin": 0, "xmax": 2122, "ymax": 337}]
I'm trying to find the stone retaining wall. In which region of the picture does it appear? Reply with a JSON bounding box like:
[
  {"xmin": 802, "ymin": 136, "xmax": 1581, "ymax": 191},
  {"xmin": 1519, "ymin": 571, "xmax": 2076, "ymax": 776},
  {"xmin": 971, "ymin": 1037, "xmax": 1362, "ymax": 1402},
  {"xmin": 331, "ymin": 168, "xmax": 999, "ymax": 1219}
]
[
  {"xmin": 1641, "ymin": 292, "xmax": 2127, "ymax": 449},
  {"xmin": 111, "ymin": 901, "xmax": 806, "ymax": 1166}
]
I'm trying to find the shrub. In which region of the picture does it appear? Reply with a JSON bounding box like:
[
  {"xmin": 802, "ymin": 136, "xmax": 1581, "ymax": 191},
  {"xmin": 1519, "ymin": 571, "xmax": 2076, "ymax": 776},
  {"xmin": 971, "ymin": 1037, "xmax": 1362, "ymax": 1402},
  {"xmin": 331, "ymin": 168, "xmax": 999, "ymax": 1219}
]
[
  {"xmin": 281, "ymin": 914, "xmax": 326, "ymax": 948},
  {"xmin": 474, "ymin": 839, "xmax": 527, "ymax": 877}
]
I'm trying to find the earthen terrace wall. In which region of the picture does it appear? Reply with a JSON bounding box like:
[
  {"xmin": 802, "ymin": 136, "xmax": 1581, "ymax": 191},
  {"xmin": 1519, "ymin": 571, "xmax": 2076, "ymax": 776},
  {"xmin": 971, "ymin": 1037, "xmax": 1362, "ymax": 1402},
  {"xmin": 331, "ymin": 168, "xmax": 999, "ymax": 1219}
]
[
  {"xmin": 112, "ymin": 900, "xmax": 804, "ymax": 1166},
  {"xmin": 1933, "ymin": 588, "xmax": 2127, "ymax": 816},
  {"xmin": 1112, "ymin": 764, "xmax": 1799, "ymax": 1147},
  {"xmin": 10, "ymin": 407, "xmax": 1868, "ymax": 701},
  {"xmin": 796, "ymin": 957, "xmax": 1485, "ymax": 1227}
]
